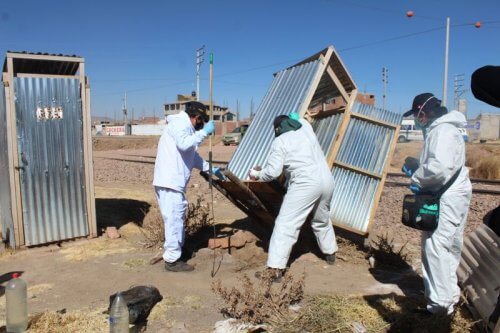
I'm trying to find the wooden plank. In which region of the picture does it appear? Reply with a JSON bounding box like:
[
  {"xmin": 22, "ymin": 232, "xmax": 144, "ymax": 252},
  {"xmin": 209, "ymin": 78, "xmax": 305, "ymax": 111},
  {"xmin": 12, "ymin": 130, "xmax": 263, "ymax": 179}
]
[
  {"xmin": 81, "ymin": 72, "xmax": 97, "ymax": 239},
  {"xmin": 332, "ymin": 221, "xmax": 369, "ymax": 237},
  {"xmin": 224, "ymin": 171, "xmax": 270, "ymax": 213},
  {"xmin": 326, "ymin": 89, "xmax": 358, "ymax": 168},
  {"xmin": 6, "ymin": 57, "xmax": 24, "ymax": 247},
  {"xmin": 365, "ymin": 124, "xmax": 401, "ymax": 233},
  {"xmin": 326, "ymin": 66, "xmax": 349, "ymax": 102},
  {"xmin": 350, "ymin": 112, "xmax": 398, "ymax": 129},
  {"xmin": 333, "ymin": 161, "xmax": 383, "ymax": 180},
  {"xmin": 15, "ymin": 73, "xmax": 78, "ymax": 79},
  {"xmin": 298, "ymin": 48, "xmax": 333, "ymax": 117},
  {"xmin": 7, "ymin": 52, "xmax": 83, "ymax": 62}
]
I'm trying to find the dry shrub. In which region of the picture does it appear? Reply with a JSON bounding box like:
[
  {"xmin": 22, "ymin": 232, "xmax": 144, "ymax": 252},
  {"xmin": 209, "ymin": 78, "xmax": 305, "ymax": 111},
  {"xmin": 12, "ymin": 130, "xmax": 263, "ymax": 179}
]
[
  {"xmin": 276, "ymin": 294, "xmax": 477, "ymax": 333},
  {"xmin": 141, "ymin": 194, "xmax": 213, "ymax": 249},
  {"xmin": 469, "ymin": 155, "xmax": 500, "ymax": 179},
  {"xmin": 370, "ymin": 233, "xmax": 410, "ymax": 269},
  {"xmin": 60, "ymin": 239, "xmax": 134, "ymax": 262},
  {"xmin": 28, "ymin": 309, "xmax": 108, "ymax": 332},
  {"xmin": 336, "ymin": 237, "xmax": 367, "ymax": 264},
  {"xmin": 212, "ymin": 271, "xmax": 305, "ymax": 325}
]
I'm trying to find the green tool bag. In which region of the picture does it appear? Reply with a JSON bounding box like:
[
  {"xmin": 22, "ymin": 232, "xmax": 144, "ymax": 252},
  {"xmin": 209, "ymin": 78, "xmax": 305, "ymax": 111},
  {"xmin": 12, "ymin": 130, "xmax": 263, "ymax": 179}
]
[{"xmin": 402, "ymin": 168, "xmax": 462, "ymax": 231}]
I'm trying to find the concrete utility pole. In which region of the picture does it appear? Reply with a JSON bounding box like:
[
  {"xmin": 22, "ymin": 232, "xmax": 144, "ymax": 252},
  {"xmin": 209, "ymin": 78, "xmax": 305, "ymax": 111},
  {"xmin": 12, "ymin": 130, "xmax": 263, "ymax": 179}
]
[
  {"xmin": 196, "ymin": 45, "xmax": 205, "ymax": 101},
  {"xmin": 382, "ymin": 67, "xmax": 388, "ymax": 110},
  {"xmin": 122, "ymin": 92, "xmax": 128, "ymax": 123},
  {"xmin": 442, "ymin": 17, "xmax": 450, "ymax": 107}
]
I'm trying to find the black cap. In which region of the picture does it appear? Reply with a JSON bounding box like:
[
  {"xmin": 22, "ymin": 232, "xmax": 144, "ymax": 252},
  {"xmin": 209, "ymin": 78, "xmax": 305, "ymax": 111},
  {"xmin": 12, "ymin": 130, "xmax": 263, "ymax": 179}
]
[
  {"xmin": 471, "ymin": 66, "xmax": 500, "ymax": 108},
  {"xmin": 185, "ymin": 101, "xmax": 209, "ymax": 122},
  {"xmin": 403, "ymin": 93, "xmax": 442, "ymax": 118}
]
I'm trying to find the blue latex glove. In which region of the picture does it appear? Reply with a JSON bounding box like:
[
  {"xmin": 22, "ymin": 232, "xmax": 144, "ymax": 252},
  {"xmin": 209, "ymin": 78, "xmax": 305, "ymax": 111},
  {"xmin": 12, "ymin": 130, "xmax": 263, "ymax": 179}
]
[
  {"xmin": 409, "ymin": 184, "xmax": 421, "ymax": 194},
  {"xmin": 402, "ymin": 165, "xmax": 413, "ymax": 177},
  {"xmin": 212, "ymin": 167, "xmax": 225, "ymax": 180},
  {"xmin": 203, "ymin": 120, "xmax": 215, "ymax": 135},
  {"xmin": 289, "ymin": 112, "xmax": 300, "ymax": 121}
]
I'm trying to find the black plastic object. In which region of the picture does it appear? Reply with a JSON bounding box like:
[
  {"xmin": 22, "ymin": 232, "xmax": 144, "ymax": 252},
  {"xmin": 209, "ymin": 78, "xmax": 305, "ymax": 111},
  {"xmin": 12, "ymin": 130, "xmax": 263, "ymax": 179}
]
[{"xmin": 109, "ymin": 286, "xmax": 163, "ymax": 324}]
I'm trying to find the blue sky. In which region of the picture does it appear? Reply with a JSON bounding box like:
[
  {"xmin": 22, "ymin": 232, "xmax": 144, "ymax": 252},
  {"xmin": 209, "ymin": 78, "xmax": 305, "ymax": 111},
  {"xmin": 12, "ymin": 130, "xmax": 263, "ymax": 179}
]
[{"xmin": 1, "ymin": 0, "xmax": 499, "ymax": 120}]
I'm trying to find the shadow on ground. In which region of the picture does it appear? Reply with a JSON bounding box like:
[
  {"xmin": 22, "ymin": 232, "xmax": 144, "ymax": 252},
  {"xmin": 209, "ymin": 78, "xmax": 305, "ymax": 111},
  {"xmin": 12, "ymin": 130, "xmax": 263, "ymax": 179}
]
[{"xmin": 96, "ymin": 198, "xmax": 151, "ymax": 232}]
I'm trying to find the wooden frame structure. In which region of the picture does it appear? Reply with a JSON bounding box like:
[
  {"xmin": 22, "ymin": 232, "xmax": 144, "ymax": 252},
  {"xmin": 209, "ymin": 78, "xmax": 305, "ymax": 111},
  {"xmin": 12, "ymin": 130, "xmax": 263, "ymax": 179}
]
[
  {"xmin": 1, "ymin": 52, "xmax": 97, "ymax": 247},
  {"xmin": 208, "ymin": 46, "xmax": 401, "ymax": 237}
]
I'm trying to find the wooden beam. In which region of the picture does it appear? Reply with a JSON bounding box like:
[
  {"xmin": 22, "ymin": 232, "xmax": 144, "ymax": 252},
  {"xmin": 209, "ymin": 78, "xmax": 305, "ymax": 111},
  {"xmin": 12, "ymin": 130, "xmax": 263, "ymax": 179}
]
[
  {"xmin": 332, "ymin": 161, "xmax": 383, "ymax": 180},
  {"xmin": 350, "ymin": 112, "xmax": 398, "ymax": 129},
  {"xmin": 7, "ymin": 52, "xmax": 83, "ymax": 63},
  {"xmin": 15, "ymin": 73, "xmax": 78, "ymax": 79},
  {"xmin": 223, "ymin": 171, "xmax": 269, "ymax": 213},
  {"xmin": 6, "ymin": 57, "xmax": 24, "ymax": 247},
  {"xmin": 326, "ymin": 66, "xmax": 349, "ymax": 102},
  {"xmin": 298, "ymin": 48, "xmax": 333, "ymax": 117},
  {"xmin": 81, "ymin": 70, "xmax": 97, "ymax": 239}
]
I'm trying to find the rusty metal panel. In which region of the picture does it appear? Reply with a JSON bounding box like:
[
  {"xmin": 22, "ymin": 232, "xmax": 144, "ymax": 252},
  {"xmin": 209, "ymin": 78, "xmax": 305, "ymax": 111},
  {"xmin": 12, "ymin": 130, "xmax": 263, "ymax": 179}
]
[
  {"xmin": 457, "ymin": 224, "xmax": 500, "ymax": 331},
  {"xmin": 14, "ymin": 77, "xmax": 88, "ymax": 245},
  {"xmin": 227, "ymin": 59, "xmax": 322, "ymax": 179},
  {"xmin": 0, "ymin": 83, "xmax": 15, "ymax": 245}
]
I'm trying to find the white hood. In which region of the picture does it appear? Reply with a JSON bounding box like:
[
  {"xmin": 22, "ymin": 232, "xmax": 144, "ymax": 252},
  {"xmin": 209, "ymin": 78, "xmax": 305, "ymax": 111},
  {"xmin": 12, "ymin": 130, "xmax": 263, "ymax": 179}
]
[{"xmin": 428, "ymin": 110, "xmax": 467, "ymax": 130}]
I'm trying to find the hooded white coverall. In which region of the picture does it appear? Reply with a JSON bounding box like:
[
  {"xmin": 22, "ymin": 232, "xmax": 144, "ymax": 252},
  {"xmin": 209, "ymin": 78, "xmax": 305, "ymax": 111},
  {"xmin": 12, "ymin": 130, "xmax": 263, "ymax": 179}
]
[
  {"xmin": 153, "ymin": 111, "xmax": 209, "ymax": 263},
  {"xmin": 260, "ymin": 119, "xmax": 337, "ymax": 269},
  {"xmin": 411, "ymin": 111, "xmax": 472, "ymax": 315}
]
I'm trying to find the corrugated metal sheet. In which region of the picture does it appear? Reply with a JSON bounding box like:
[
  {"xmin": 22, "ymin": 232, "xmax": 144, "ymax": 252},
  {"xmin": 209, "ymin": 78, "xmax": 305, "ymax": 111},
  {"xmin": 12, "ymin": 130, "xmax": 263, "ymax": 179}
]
[
  {"xmin": 14, "ymin": 77, "xmax": 88, "ymax": 245},
  {"xmin": 3, "ymin": 51, "xmax": 81, "ymax": 76},
  {"xmin": 228, "ymin": 59, "xmax": 322, "ymax": 179},
  {"xmin": 0, "ymin": 83, "xmax": 15, "ymax": 245},
  {"xmin": 329, "ymin": 102, "xmax": 402, "ymax": 233},
  {"xmin": 457, "ymin": 224, "xmax": 499, "ymax": 330},
  {"xmin": 311, "ymin": 113, "xmax": 344, "ymax": 156}
]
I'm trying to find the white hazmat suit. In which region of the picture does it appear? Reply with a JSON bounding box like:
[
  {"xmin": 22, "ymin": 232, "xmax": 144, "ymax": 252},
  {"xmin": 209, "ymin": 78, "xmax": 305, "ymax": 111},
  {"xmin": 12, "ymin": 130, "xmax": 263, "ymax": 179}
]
[
  {"xmin": 411, "ymin": 110, "xmax": 472, "ymax": 315},
  {"xmin": 153, "ymin": 111, "xmax": 209, "ymax": 263},
  {"xmin": 259, "ymin": 119, "xmax": 337, "ymax": 269}
]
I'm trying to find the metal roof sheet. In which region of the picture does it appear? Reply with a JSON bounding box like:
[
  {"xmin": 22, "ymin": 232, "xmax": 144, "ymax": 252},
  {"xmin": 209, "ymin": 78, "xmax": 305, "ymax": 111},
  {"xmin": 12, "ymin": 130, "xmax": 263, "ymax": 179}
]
[{"xmin": 3, "ymin": 51, "xmax": 82, "ymax": 76}]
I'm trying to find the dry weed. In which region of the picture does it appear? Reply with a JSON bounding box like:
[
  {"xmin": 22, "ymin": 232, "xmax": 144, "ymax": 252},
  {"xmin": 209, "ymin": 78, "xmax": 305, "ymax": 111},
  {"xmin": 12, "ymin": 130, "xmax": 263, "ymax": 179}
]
[
  {"xmin": 27, "ymin": 308, "xmax": 108, "ymax": 333},
  {"xmin": 141, "ymin": 194, "xmax": 213, "ymax": 249},
  {"xmin": 212, "ymin": 271, "xmax": 305, "ymax": 325},
  {"xmin": 470, "ymin": 155, "xmax": 500, "ymax": 179},
  {"xmin": 370, "ymin": 233, "xmax": 410, "ymax": 269}
]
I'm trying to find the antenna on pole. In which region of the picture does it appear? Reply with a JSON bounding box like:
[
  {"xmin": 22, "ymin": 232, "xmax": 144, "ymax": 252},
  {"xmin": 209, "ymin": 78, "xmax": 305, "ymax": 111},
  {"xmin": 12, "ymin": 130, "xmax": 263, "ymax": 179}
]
[
  {"xmin": 196, "ymin": 45, "xmax": 206, "ymax": 101},
  {"xmin": 382, "ymin": 67, "xmax": 388, "ymax": 110},
  {"xmin": 122, "ymin": 92, "xmax": 128, "ymax": 123}
]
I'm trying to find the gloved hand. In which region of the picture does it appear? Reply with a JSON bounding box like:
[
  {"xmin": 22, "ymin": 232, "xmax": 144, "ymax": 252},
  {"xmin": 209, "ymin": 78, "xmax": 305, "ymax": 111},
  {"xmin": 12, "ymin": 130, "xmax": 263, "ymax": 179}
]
[
  {"xmin": 409, "ymin": 184, "xmax": 421, "ymax": 194},
  {"xmin": 248, "ymin": 167, "xmax": 261, "ymax": 180},
  {"xmin": 212, "ymin": 167, "xmax": 225, "ymax": 180},
  {"xmin": 402, "ymin": 165, "xmax": 414, "ymax": 177},
  {"xmin": 203, "ymin": 120, "xmax": 215, "ymax": 135},
  {"xmin": 289, "ymin": 112, "xmax": 300, "ymax": 121},
  {"xmin": 402, "ymin": 157, "xmax": 419, "ymax": 177}
]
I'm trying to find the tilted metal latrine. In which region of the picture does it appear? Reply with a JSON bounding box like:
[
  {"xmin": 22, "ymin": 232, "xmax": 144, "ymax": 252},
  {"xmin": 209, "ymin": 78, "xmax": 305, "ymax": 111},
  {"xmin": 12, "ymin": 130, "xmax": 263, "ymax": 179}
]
[
  {"xmin": 210, "ymin": 46, "xmax": 401, "ymax": 236},
  {"xmin": 0, "ymin": 52, "xmax": 96, "ymax": 247}
]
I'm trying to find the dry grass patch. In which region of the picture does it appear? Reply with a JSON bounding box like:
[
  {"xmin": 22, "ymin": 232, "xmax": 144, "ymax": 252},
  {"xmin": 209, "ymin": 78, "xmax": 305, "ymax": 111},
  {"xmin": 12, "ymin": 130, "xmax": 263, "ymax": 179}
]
[
  {"xmin": 60, "ymin": 239, "xmax": 134, "ymax": 262},
  {"xmin": 370, "ymin": 233, "xmax": 410, "ymax": 270},
  {"xmin": 121, "ymin": 258, "xmax": 148, "ymax": 270},
  {"xmin": 27, "ymin": 308, "xmax": 108, "ymax": 333},
  {"xmin": 149, "ymin": 297, "xmax": 179, "ymax": 322},
  {"xmin": 212, "ymin": 271, "xmax": 305, "ymax": 325}
]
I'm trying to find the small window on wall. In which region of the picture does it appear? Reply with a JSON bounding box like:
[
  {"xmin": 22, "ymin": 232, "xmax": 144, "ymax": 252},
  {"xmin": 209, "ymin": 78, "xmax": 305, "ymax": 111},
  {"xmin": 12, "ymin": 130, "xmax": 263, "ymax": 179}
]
[
  {"xmin": 214, "ymin": 115, "xmax": 220, "ymax": 121},
  {"xmin": 226, "ymin": 114, "xmax": 234, "ymax": 121}
]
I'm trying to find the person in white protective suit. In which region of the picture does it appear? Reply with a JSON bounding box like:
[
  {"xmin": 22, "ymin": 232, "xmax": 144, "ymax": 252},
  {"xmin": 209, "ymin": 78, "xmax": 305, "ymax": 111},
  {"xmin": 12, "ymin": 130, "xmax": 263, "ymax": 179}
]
[
  {"xmin": 153, "ymin": 101, "xmax": 222, "ymax": 272},
  {"xmin": 402, "ymin": 93, "xmax": 472, "ymax": 315},
  {"xmin": 249, "ymin": 114, "xmax": 337, "ymax": 281}
]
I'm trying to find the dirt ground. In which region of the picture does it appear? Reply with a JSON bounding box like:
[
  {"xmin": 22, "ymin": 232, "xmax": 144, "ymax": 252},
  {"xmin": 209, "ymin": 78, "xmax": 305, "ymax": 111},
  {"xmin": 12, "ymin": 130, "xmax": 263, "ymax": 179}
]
[{"xmin": 1, "ymin": 137, "xmax": 498, "ymax": 332}]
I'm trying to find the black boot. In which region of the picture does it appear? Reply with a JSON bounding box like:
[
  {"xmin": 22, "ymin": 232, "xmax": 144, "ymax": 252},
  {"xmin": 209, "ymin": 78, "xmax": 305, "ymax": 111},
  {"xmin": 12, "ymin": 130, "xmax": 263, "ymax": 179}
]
[
  {"xmin": 165, "ymin": 260, "xmax": 194, "ymax": 272},
  {"xmin": 325, "ymin": 253, "xmax": 336, "ymax": 265}
]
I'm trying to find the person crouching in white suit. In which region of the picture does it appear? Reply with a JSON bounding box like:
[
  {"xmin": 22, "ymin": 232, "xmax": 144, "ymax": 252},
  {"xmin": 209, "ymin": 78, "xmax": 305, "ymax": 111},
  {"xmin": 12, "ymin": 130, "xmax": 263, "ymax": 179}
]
[
  {"xmin": 402, "ymin": 93, "xmax": 472, "ymax": 315},
  {"xmin": 153, "ymin": 101, "xmax": 221, "ymax": 272},
  {"xmin": 249, "ymin": 114, "xmax": 338, "ymax": 282}
]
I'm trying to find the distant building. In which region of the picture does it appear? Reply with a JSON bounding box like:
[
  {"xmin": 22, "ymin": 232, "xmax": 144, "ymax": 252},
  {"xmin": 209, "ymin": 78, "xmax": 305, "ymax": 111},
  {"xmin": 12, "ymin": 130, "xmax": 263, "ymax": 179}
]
[
  {"xmin": 164, "ymin": 92, "xmax": 237, "ymax": 122},
  {"xmin": 467, "ymin": 113, "xmax": 500, "ymax": 141}
]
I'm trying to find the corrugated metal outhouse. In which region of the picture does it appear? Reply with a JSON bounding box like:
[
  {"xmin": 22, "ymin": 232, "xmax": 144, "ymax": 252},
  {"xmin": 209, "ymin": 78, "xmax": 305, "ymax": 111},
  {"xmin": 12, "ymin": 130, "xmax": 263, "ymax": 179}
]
[{"xmin": 0, "ymin": 52, "xmax": 97, "ymax": 248}]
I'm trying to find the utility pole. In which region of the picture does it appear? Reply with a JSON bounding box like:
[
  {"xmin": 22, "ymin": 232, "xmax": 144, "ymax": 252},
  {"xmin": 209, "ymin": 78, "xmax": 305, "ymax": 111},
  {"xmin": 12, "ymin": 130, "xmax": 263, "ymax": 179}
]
[
  {"xmin": 196, "ymin": 45, "xmax": 205, "ymax": 101},
  {"xmin": 442, "ymin": 17, "xmax": 450, "ymax": 107},
  {"xmin": 382, "ymin": 67, "xmax": 388, "ymax": 110},
  {"xmin": 250, "ymin": 98, "xmax": 254, "ymax": 120},
  {"xmin": 453, "ymin": 74, "xmax": 466, "ymax": 108},
  {"xmin": 122, "ymin": 92, "xmax": 128, "ymax": 123}
]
